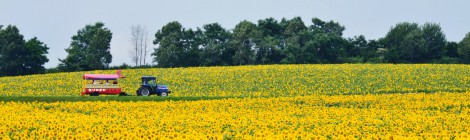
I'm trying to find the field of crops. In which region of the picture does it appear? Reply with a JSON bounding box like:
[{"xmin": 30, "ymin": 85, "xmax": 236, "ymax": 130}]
[
  {"xmin": 1, "ymin": 64, "xmax": 470, "ymax": 97},
  {"xmin": 2, "ymin": 64, "xmax": 470, "ymax": 139},
  {"xmin": 2, "ymin": 93, "xmax": 470, "ymax": 139}
]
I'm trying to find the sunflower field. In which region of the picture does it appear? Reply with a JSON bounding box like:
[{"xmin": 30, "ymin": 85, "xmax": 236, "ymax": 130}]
[
  {"xmin": 1, "ymin": 64, "xmax": 470, "ymax": 139},
  {"xmin": 2, "ymin": 93, "xmax": 470, "ymax": 139},
  {"xmin": 1, "ymin": 64, "xmax": 470, "ymax": 97}
]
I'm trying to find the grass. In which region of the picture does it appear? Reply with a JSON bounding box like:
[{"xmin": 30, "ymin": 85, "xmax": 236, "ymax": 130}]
[{"xmin": 0, "ymin": 95, "xmax": 231, "ymax": 103}]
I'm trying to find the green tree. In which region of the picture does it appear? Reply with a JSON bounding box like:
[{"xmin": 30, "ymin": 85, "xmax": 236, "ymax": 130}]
[
  {"xmin": 24, "ymin": 37, "xmax": 49, "ymax": 74},
  {"xmin": 458, "ymin": 32, "xmax": 470, "ymax": 63},
  {"xmin": 200, "ymin": 23, "xmax": 233, "ymax": 66},
  {"xmin": 58, "ymin": 22, "xmax": 113, "ymax": 71},
  {"xmin": 181, "ymin": 28, "xmax": 202, "ymax": 67},
  {"xmin": 381, "ymin": 22, "xmax": 420, "ymax": 63},
  {"xmin": 381, "ymin": 22, "xmax": 447, "ymax": 63},
  {"xmin": 152, "ymin": 21, "xmax": 201, "ymax": 67},
  {"xmin": 308, "ymin": 17, "xmax": 348, "ymax": 63},
  {"xmin": 281, "ymin": 17, "xmax": 308, "ymax": 64},
  {"xmin": 445, "ymin": 41, "xmax": 459, "ymax": 58},
  {"xmin": 313, "ymin": 33, "xmax": 348, "ymax": 63},
  {"xmin": 311, "ymin": 17, "xmax": 345, "ymax": 36},
  {"xmin": 257, "ymin": 18, "xmax": 284, "ymax": 64},
  {"xmin": 421, "ymin": 23, "xmax": 446, "ymax": 61},
  {"xmin": 0, "ymin": 25, "xmax": 49, "ymax": 76},
  {"xmin": 437, "ymin": 41, "xmax": 461, "ymax": 63},
  {"xmin": 346, "ymin": 35, "xmax": 368, "ymax": 63},
  {"xmin": 282, "ymin": 17, "xmax": 348, "ymax": 64},
  {"xmin": 152, "ymin": 21, "xmax": 183, "ymax": 67},
  {"xmin": 402, "ymin": 28, "xmax": 426, "ymax": 63},
  {"xmin": 231, "ymin": 20, "xmax": 262, "ymax": 65}
]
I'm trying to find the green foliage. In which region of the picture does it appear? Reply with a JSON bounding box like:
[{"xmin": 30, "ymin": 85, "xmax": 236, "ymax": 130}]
[
  {"xmin": 231, "ymin": 20, "xmax": 262, "ymax": 65},
  {"xmin": 152, "ymin": 21, "xmax": 202, "ymax": 67},
  {"xmin": 200, "ymin": 23, "xmax": 233, "ymax": 66},
  {"xmin": 58, "ymin": 22, "xmax": 113, "ymax": 72},
  {"xmin": 0, "ymin": 25, "xmax": 49, "ymax": 76},
  {"xmin": 381, "ymin": 22, "xmax": 447, "ymax": 63},
  {"xmin": 256, "ymin": 18, "xmax": 284, "ymax": 64},
  {"xmin": 149, "ymin": 18, "xmax": 467, "ymax": 68},
  {"xmin": 282, "ymin": 17, "xmax": 348, "ymax": 64},
  {"xmin": 445, "ymin": 41, "xmax": 459, "ymax": 58},
  {"xmin": 458, "ymin": 32, "xmax": 470, "ymax": 63}
]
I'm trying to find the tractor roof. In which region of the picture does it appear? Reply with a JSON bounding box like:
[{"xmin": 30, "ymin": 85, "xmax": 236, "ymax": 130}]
[{"xmin": 141, "ymin": 76, "xmax": 156, "ymax": 79}]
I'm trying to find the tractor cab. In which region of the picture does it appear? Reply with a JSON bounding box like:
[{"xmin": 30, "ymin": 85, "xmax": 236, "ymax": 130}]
[
  {"xmin": 136, "ymin": 76, "xmax": 171, "ymax": 96},
  {"xmin": 142, "ymin": 76, "xmax": 157, "ymax": 85}
]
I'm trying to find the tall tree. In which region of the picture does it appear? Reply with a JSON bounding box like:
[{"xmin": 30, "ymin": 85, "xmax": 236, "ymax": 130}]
[
  {"xmin": 309, "ymin": 17, "xmax": 348, "ymax": 63},
  {"xmin": 282, "ymin": 17, "xmax": 347, "ymax": 64},
  {"xmin": 181, "ymin": 28, "xmax": 202, "ymax": 67},
  {"xmin": 58, "ymin": 22, "xmax": 113, "ymax": 71},
  {"xmin": 200, "ymin": 23, "xmax": 233, "ymax": 66},
  {"xmin": 24, "ymin": 37, "xmax": 49, "ymax": 74},
  {"xmin": 421, "ymin": 23, "xmax": 446, "ymax": 61},
  {"xmin": 458, "ymin": 32, "xmax": 470, "ymax": 63},
  {"xmin": 130, "ymin": 25, "xmax": 150, "ymax": 66},
  {"xmin": 382, "ymin": 22, "xmax": 447, "ymax": 63},
  {"xmin": 152, "ymin": 21, "xmax": 183, "ymax": 67},
  {"xmin": 381, "ymin": 22, "xmax": 420, "ymax": 63},
  {"xmin": 281, "ymin": 17, "xmax": 308, "ymax": 64},
  {"xmin": 257, "ymin": 18, "xmax": 284, "ymax": 64},
  {"xmin": 0, "ymin": 25, "xmax": 49, "ymax": 76},
  {"xmin": 152, "ymin": 21, "xmax": 201, "ymax": 67},
  {"xmin": 231, "ymin": 20, "xmax": 262, "ymax": 65}
]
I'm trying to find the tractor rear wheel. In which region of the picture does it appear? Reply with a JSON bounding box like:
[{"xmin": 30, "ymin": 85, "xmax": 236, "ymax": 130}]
[{"xmin": 137, "ymin": 87, "xmax": 150, "ymax": 96}]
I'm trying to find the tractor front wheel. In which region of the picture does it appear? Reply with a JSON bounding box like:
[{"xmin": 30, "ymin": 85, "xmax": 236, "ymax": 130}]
[
  {"xmin": 160, "ymin": 92, "xmax": 168, "ymax": 97},
  {"xmin": 137, "ymin": 87, "xmax": 150, "ymax": 96}
]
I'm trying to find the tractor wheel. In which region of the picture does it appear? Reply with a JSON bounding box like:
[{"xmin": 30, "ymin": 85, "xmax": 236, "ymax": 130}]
[
  {"xmin": 91, "ymin": 92, "xmax": 100, "ymax": 96},
  {"xmin": 160, "ymin": 92, "xmax": 168, "ymax": 97},
  {"xmin": 119, "ymin": 92, "xmax": 127, "ymax": 96},
  {"xmin": 137, "ymin": 87, "xmax": 150, "ymax": 96}
]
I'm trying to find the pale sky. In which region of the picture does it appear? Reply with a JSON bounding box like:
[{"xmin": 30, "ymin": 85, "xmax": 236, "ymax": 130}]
[{"xmin": 1, "ymin": 0, "xmax": 469, "ymax": 68}]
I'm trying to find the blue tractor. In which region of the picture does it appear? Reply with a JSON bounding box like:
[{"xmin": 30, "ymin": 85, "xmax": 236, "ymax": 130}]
[{"xmin": 136, "ymin": 76, "xmax": 171, "ymax": 96}]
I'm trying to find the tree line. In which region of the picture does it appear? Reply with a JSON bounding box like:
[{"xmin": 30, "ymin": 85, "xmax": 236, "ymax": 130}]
[
  {"xmin": 152, "ymin": 17, "xmax": 470, "ymax": 67},
  {"xmin": 1, "ymin": 17, "xmax": 470, "ymax": 76}
]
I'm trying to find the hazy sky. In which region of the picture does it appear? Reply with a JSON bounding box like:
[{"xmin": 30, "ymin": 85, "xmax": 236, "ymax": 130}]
[{"xmin": 1, "ymin": 0, "xmax": 469, "ymax": 68}]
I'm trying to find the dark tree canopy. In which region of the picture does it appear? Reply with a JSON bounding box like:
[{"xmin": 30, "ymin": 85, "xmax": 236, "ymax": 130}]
[
  {"xmin": 58, "ymin": 22, "xmax": 113, "ymax": 72},
  {"xmin": 231, "ymin": 20, "xmax": 262, "ymax": 65},
  {"xmin": 3, "ymin": 17, "xmax": 470, "ymax": 76},
  {"xmin": 458, "ymin": 32, "xmax": 470, "ymax": 63},
  {"xmin": 257, "ymin": 18, "xmax": 284, "ymax": 64},
  {"xmin": 200, "ymin": 23, "xmax": 233, "ymax": 66},
  {"xmin": 0, "ymin": 25, "xmax": 49, "ymax": 76},
  {"xmin": 152, "ymin": 21, "xmax": 202, "ymax": 67},
  {"xmin": 148, "ymin": 17, "xmax": 469, "ymax": 68},
  {"xmin": 380, "ymin": 22, "xmax": 447, "ymax": 63}
]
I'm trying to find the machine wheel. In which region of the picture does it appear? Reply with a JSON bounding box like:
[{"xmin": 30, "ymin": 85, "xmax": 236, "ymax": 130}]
[
  {"xmin": 119, "ymin": 92, "xmax": 128, "ymax": 96},
  {"xmin": 160, "ymin": 92, "xmax": 168, "ymax": 97},
  {"xmin": 90, "ymin": 92, "xmax": 100, "ymax": 96},
  {"xmin": 137, "ymin": 87, "xmax": 150, "ymax": 96}
]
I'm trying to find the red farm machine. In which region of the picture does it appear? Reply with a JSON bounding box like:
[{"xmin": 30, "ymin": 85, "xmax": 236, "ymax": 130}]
[{"xmin": 81, "ymin": 70, "xmax": 127, "ymax": 96}]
